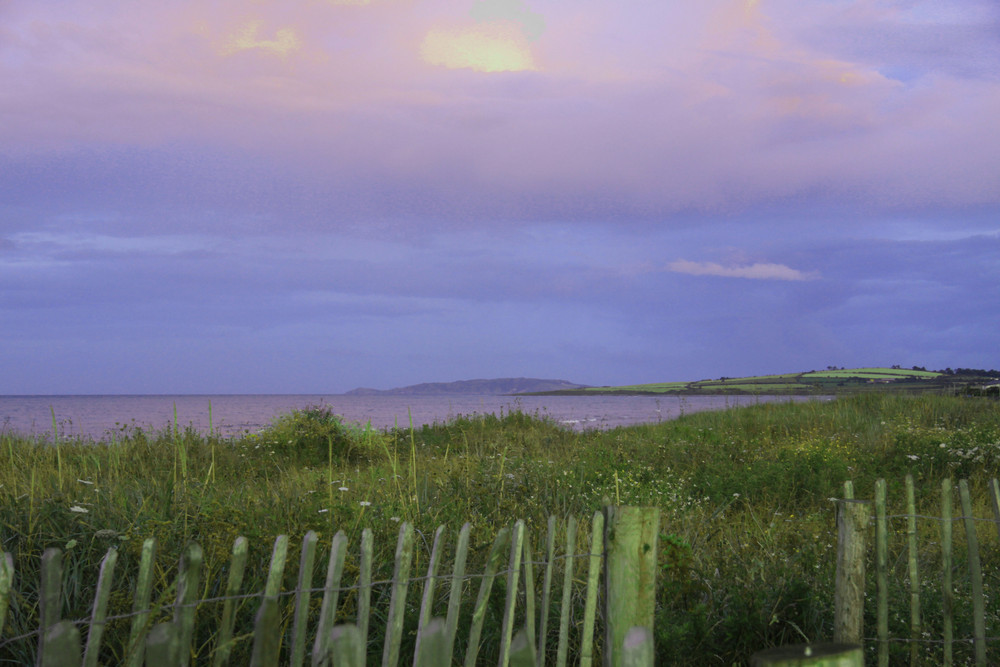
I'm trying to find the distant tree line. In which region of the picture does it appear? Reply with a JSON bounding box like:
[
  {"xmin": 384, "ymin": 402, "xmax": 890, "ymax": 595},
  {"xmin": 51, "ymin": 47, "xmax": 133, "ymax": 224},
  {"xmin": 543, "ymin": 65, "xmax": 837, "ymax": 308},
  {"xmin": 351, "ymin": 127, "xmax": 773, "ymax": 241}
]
[
  {"xmin": 933, "ymin": 367, "xmax": 1000, "ymax": 376},
  {"xmin": 884, "ymin": 365, "xmax": 999, "ymax": 376}
]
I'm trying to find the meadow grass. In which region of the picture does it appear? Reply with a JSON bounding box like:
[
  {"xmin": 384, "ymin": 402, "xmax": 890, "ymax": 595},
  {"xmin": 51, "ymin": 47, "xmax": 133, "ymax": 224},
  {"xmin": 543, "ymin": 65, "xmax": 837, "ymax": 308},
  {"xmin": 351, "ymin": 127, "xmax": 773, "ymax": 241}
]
[
  {"xmin": 585, "ymin": 366, "xmax": 971, "ymax": 396},
  {"xmin": 802, "ymin": 368, "xmax": 940, "ymax": 379},
  {"xmin": 583, "ymin": 382, "xmax": 690, "ymax": 392},
  {"xmin": 1, "ymin": 393, "xmax": 998, "ymax": 664}
]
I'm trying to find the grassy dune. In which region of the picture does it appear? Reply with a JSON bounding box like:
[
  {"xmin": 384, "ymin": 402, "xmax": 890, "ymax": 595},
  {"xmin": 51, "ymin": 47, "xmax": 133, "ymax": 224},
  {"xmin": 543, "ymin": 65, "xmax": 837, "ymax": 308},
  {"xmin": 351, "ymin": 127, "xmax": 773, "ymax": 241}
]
[{"xmin": 1, "ymin": 395, "xmax": 999, "ymax": 663}]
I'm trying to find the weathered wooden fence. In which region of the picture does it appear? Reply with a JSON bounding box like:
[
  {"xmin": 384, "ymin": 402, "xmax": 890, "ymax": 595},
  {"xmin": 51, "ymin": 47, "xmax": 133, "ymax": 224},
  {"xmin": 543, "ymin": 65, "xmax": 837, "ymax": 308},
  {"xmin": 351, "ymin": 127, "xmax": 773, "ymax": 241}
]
[
  {"xmin": 0, "ymin": 506, "xmax": 659, "ymax": 666},
  {"xmin": 834, "ymin": 476, "xmax": 1000, "ymax": 666}
]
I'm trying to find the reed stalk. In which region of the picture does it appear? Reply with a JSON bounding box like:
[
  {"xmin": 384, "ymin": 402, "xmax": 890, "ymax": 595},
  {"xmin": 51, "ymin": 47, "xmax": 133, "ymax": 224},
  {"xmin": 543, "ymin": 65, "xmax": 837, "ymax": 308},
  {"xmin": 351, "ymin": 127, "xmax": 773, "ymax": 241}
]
[{"xmin": 51, "ymin": 406, "xmax": 62, "ymax": 492}]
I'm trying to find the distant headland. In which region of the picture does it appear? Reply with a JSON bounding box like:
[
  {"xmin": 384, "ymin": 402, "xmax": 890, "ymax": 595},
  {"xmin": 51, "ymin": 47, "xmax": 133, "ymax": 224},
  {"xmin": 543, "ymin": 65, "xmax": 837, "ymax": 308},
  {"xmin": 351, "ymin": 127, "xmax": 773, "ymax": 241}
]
[{"xmin": 344, "ymin": 377, "xmax": 589, "ymax": 396}]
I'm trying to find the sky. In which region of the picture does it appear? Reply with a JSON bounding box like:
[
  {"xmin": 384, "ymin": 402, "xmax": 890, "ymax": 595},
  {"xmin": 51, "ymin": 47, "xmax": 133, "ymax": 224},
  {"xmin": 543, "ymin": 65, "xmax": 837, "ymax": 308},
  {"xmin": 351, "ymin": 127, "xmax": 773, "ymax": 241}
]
[{"xmin": 1, "ymin": 0, "xmax": 999, "ymax": 394}]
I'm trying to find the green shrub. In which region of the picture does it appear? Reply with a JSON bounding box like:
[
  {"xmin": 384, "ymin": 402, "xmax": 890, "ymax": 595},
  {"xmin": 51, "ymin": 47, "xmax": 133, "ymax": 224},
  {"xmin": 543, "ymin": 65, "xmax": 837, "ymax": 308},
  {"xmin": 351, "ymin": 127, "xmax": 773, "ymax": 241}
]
[{"xmin": 255, "ymin": 405, "xmax": 383, "ymax": 465}]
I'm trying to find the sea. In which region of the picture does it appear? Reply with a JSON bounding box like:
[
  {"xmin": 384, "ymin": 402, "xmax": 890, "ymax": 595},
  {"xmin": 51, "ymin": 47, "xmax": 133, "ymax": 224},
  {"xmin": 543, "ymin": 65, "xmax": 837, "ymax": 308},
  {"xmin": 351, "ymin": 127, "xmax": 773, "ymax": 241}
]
[{"xmin": 0, "ymin": 393, "xmax": 830, "ymax": 441}]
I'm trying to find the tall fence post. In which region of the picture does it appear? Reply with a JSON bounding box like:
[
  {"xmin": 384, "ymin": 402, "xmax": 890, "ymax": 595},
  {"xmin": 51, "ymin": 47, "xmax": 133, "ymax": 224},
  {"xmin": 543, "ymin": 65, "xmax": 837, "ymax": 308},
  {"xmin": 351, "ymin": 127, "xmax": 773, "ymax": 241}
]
[
  {"xmin": 603, "ymin": 505, "xmax": 659, "ymax": 667},
  {"xmin": 834, "ymin": 499, "xmax": 870, "ymax": 646}
]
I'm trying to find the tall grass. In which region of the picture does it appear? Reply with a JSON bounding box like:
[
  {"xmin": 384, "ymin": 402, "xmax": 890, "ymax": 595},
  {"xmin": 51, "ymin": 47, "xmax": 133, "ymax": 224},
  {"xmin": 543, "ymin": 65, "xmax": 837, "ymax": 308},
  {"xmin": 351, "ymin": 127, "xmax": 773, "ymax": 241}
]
[{"xmin": 0, "ymin": 394, "xmax": 998, "ymax": 663}]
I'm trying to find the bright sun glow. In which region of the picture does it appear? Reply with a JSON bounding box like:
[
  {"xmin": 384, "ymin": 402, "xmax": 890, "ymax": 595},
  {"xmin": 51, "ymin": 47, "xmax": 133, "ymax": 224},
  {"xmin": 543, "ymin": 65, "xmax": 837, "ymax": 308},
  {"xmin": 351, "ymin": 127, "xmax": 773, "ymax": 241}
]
[
  {"xmin": 220, "ymin": 21, "xmax": 301, "ymax": 57},
  {"xmin": 421, "ymin": 21, "xmax": 537, "ymax": 72}
]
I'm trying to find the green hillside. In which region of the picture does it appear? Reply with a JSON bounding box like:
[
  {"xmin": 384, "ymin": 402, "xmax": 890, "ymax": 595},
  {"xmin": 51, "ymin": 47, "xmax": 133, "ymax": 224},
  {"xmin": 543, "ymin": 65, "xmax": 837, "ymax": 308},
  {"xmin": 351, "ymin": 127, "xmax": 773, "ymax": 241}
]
[{"xmin": 533, "ymin": 367, "xmax": 999, "ymax": 396}]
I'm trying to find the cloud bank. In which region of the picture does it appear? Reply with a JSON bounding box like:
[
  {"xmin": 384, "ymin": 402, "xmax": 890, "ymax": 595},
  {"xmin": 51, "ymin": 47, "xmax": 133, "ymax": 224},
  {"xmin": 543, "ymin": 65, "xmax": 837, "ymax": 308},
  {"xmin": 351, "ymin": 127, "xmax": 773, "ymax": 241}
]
[
  {"xmin": 668, "ymin": 260, "xmax": 819, "ymax": 281},
  {"xmin": 0, "ymin": 0, "xmax": 997, "ymax": 393}
]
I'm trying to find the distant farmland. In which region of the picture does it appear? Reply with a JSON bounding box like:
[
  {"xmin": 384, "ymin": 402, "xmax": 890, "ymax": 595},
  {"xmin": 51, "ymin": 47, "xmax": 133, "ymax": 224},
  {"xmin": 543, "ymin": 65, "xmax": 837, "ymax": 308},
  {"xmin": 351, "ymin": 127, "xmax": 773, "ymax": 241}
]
[{"xmin": 531, "ymin": 367, "xmax": 998, "ymax": 396}]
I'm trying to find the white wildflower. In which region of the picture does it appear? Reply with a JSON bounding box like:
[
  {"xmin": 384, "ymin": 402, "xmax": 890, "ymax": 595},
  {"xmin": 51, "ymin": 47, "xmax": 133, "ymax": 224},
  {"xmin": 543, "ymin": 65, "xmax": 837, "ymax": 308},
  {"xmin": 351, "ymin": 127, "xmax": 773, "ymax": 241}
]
[
  {"xmin": 69, "ymin": 505, "xmax": 89, "ymax": 513},
  {"xmin": 359, "ymin": 501, "xmax": 372, "ymax": 507}
]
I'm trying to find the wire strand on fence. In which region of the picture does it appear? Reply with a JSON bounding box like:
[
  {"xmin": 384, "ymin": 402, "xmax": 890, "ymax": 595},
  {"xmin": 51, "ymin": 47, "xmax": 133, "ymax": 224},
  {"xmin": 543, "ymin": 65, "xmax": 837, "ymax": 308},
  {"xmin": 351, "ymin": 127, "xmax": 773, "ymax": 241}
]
[
  {"xmin": 881, "ymin": 513, "xmax": 1000, "ymax": 523},
  {"xmin": 0, "ymin": 551, "xmax": 595, "ymax": 651},
  {"xmin": 865, "ymin": 636, "xmax": 1000, "ymax": 645}
]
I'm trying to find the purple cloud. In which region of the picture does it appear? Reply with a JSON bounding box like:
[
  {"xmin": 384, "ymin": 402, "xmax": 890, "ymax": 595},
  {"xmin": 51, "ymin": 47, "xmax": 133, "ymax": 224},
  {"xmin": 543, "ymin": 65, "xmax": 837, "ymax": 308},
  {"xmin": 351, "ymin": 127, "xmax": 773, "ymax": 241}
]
[{"xmin": 667, "ymin": 260, "xmax": 819, "ymax": 281}]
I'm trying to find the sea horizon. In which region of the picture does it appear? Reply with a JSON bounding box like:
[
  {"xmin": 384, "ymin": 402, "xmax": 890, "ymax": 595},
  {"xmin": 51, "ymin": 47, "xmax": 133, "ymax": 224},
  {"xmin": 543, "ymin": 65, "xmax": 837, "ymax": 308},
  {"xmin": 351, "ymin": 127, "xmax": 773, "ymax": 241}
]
[{"xmin": 0, "ymin": 393, "xmax": 827, "ymax": 440}]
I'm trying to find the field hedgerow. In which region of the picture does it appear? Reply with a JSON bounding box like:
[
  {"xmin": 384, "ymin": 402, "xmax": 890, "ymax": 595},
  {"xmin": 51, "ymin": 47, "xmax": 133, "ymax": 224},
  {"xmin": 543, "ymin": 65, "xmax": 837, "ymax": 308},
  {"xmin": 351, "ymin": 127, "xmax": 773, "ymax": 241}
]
[{"xmin": 0, "ymin": 392, "xmax": 998, "ymax": 664}]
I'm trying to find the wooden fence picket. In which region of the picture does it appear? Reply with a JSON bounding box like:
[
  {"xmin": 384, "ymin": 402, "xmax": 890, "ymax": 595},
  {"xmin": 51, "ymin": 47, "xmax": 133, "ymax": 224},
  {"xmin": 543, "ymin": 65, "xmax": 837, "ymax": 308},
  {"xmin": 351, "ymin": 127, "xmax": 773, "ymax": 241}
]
[
  {"xmin": 328, "ymin": 623, "xmax": 364, "ymax": 666},
  {"xmin": 41, "ymin": 620, "xmax": 81, "ymax": 667},
  {"xmin": 144, "ymin": 621, "xmax": 178, "ymax": 665},
  {"xmin": 538, "ymin": 515, "xmax": 556, "ymax": 666},
  {"xmin": 0, "ymin": 550, "xmax": 12, "ymax": 640},
  {"xmin": 555, "ymin": 516, "xmax": 577, "ymax": 667},
  {"xmin": 290, "ymin": 531, "xmax": 319, "ymax": 667},
  {"xmin": 521, "ymin": 533, "xmax": 537, "ymax": 661},
  {"xmin": 250, "ymin": 535, "xmax": 286, "ymax": 666},
  {"xmin": 81, "ymin": 547, "xmax": 117, "ymax": 667},
  {"xmin": 414, "ymin": 617, "xmax": 448, "ymax": 667},
  {"xmin": 839, "ymin": 476, "xmax": 998, "ymax": 667},
  {"xmin": 311, "ymin": 530, "xmax": 347, "ymax": 666},
  {"xmin": 959, "ymin": 480, "xmax": 987, "ymax": 666},
  {"xmin": 904, "ymin": 475, "xmax": 920, "ymax": 664},
  {"xmin": 413, "ymin": 525, "xmax": 446, "ymax": 662},
  {"xmin": 382, "ymin": 521, "xmax": 415, "ymax": 667},
  {"xmin": 127, "ymin": 537, "xmax": 158, "ymax": 667},
  {"xmin": 213, "ymin": 536, "xmax": 248, "ymax": 667},
  {"xmin": 941, "ymin": 479, "xmax": 953, "ymax": 666},
  {"xmin": 874, "ymin": 478, "xmax": 888, "ymax": 667},
  {"xmin": 37, "ymin": 549, "xmax": 63, "ymax": 665},
  {"xmin": 497, "ymin": 520, "xmax": 525, "ymax": 667},
  {"xmin": 0, "ymin": 507, "xmax": 658, "ymax": 666},
  {"xmin": 580, "ymin": 511, "xmax": 604, "ymax": 667},
  {"xmin": 173, "ymin": 542, "xmax": 203, "ymax": 667},
  {"xmin": 463, "ymin": 526, "xmax": 511, "ymax": 667},
  {"xmin": 443, "ymin": 522, "xmax": 471, "ymax": 666},
  {"xmin": 991, "ymin": 478, "xmax": 1000, "ymax": 540},
  {"xmin": 509, "ymin": 627, "xmax": 536, "ymax": 667},
  {"xmin": 356, "ymin": 528, "xmax": 374, "ymax": 655}
]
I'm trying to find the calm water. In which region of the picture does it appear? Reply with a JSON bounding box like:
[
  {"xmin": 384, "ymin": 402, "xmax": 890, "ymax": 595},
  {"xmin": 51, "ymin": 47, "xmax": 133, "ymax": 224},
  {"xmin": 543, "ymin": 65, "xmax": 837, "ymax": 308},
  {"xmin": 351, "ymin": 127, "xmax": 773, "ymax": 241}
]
[{"xmin": 0, "ymin": 394, "xmax": 828, "ymax": 441}]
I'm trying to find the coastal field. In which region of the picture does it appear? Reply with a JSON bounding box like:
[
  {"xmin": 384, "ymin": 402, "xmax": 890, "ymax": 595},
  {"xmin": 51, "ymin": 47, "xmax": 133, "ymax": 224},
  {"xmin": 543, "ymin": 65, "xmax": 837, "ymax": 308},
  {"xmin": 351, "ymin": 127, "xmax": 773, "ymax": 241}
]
[
  {"xmin": 1, "ymin": 393, "xmax": 999, "ymax": 663},
  {"xmin": 561, "ymin": 366, "xmax": 998, "ymax": 396}
]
